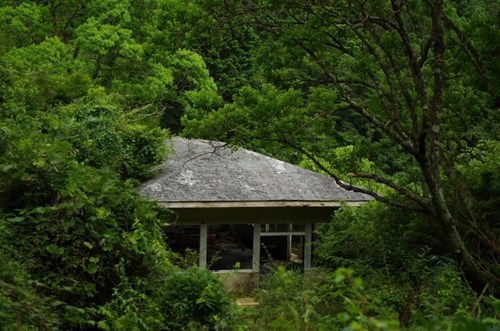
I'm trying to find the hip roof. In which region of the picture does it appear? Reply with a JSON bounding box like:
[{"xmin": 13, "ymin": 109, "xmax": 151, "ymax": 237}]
[{"xmin": 140, "ymin": 137, "xmax": 371, "ymax": 207}]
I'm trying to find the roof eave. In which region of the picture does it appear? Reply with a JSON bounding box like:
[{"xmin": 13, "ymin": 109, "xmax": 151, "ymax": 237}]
[{"xmin": 158, "ymin": 200, "xmax": 370, "ymax": 208}]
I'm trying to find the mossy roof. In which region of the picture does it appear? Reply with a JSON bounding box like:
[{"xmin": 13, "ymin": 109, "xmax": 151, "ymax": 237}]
[{"xmin": 140, "ymin": 137, "xmax": 371, "ymax": 208}]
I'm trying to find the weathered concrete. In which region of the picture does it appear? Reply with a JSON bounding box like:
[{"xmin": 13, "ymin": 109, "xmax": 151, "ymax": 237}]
[
  {"xmin": 235, "ymin": 297, "xmax": 260, "ymax": 307},
  {"xmin": 213, "ymin": 270, "xmax": 259, "ymax": 295}
]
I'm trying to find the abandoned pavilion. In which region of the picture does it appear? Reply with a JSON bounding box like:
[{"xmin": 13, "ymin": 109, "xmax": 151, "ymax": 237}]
[{"xmin": 140, "ymin": 137, "xmax": 371, "ymax": 291}]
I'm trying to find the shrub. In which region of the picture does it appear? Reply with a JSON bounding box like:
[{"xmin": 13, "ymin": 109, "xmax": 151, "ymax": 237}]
[
  {"xmin": 156, "ymin": 267, "xmax": 231, "ymax": 330},
  {"xmin": 0, "ymin": 118, "xmax": 172, "ymax": 329},
  {"xmin": 0, "ymin": 222, "xmax": 60, "ymax": 330},
  {"xmin": 98, "ymin": 272, "xmax": 166, "ymax": 331},
  {"xmin": 314, "ymin": 202, "xmax": 488, "ymax": 328},
  {"xmin": 63, "ymin": 99, "xmax": 169, "ymax": 181},
  {"xmin": 120, "ymin": 124, "xmax": 169, "ymax": 180},
  {"xmin": 238, "ymin": 266, "xmax": 400, "ymax": 331}
]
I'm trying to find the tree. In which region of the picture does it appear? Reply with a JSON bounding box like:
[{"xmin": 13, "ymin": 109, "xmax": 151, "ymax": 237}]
[
  {"xmin": 184, "ymin": 0, "xmax": 499, "ymax": 291},
  {"xmin": 0, "ymin": 1, "xmax": 177, "ymax": 327}
]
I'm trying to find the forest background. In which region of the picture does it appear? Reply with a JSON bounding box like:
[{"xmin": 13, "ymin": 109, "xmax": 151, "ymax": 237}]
[{"xmin": 0, "ymin": 0, "xmax": 498, "ymax": 330}]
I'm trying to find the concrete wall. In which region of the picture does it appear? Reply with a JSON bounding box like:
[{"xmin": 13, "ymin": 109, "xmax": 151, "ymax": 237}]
[{"xmin": 213, "ymin": 270, "xmax": 259, "ymax": 295}]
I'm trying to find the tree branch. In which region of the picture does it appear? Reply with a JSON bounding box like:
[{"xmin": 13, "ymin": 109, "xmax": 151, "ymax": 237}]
[
  {"xmin": 444, "ymin": 16, "xmax": 491, "ymax": 92},
  {"xmin": 296, "ymin": 41, "xmax": 418, "ymax": 156},
  {"xmin": 282, "ymin": 137, "xmax": 431, "ymax": 214}
]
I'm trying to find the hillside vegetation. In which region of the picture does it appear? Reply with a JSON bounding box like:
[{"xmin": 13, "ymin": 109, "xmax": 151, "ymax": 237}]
[{"xmin": 0, "ymin": 0, "xmax": 498, "ymax": 330}]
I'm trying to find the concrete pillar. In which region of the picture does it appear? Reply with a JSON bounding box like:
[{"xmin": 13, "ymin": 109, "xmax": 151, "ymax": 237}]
[
  {"xmin": 199, "ymin": 223, "xmax": 207, "ymax": 268},
  {"xmin": 252, "ymin": 224, "xmax": 261, "ymax": 272},
  {"xmin": 286, "ymin": 223, "xmax": 292, "ymax": 260},
  {"xmin": 304, "ymin": 223, "xmax": 312, "ymax": 270}
]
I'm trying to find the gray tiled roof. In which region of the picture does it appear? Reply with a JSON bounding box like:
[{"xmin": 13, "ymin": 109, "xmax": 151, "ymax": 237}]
[{"xmin": 140, "ymin": 137, "xmax": 371, "ymax": 205}]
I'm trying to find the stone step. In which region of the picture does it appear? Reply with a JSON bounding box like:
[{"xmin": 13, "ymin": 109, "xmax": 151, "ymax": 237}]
[{"xmin": 235, "ymin": 297, "xmax": 260, "ymax": 307}]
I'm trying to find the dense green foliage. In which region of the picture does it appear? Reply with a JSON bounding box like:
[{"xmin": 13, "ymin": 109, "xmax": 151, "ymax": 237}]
[
  {"xmin": 317, "ymin": 203, "xmax": 472, "ymax": 326},
  {"xmin": 226, "ymin": 266, "xmax": 499, "ymax": 331},
  {"xmin": 98, "ymin": 267, "xmax": 230, "ymax": 330},
  {"xmin": 0, "ymin": 98, "xmax": 174, "ymax": 328},
  {"xmin": 0, "ymin": 0, "xmax": 207, "ymax": 329},
  {"xmin": 0, "ymin": 0, "xmax": 498, "ymax": 329},
  {"xmin": 156, "ymin": 267, "xmax": 230, "ymax": 329},
  {"xmin": 182, "ymin": 0, "xmax": 499, "ymax": 292}
]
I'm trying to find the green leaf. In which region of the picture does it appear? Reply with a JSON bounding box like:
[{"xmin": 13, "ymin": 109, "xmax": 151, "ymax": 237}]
[
  {"xmin": 46, "ymin": 244, "xmax": 65, "ymax": 255},
  {"xmin": 83, "ymin": 241, "xmax": 94, "ymax": 249},
  {"xmin": 86, "ymin": 263, "xmax": 98, "ymax": 275},
  {"xmin": 33, "ymin": 158, "xmax": 46, "ymax": 168},
  {"xmin": 1, "ymin": 164, "xmax": 15, "ymax": 172},
  {"xmin": 84, "ymin": 282, "xmax": 96, "ymax": 294},
  {"xmin": 7, "ymin": 216, "xmax": 25, "ymax": 223},
  {"xmin": 51, "ymin": 300, "xmax": 65, "ymax": 307},
  {"xmin": 88, "ymin": 256, "xmax": 100, "ymax": 263}
]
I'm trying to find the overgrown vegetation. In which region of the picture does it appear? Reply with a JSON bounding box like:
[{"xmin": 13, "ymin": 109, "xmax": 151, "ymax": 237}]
[
  {"xmin": 0, "ymin": 0, "xmax": 498, "ymax": 329},
  {"xmin": 226, "ymin": 265, "xmax": 499, "ymax": 331}
]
